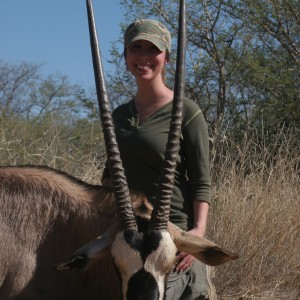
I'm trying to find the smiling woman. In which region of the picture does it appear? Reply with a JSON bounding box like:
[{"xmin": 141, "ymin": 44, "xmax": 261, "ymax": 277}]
[
  {"xmin": 124, "ymin": 39, "xmax": 173, "ymax": 123},
  {"xmin": 120, "ymin": 20, "xmax": 174, "ymax": 124},
  {"xmin": 123, "ymin": 19, "xmax": 171, "ymax": 82},
  {"xmin": 101, "ymin": 18, "xmax": 219, "ymax": 300},
  {"xmin": 126, "ymin": 40, "xmax": 167, "ymax": 79}
]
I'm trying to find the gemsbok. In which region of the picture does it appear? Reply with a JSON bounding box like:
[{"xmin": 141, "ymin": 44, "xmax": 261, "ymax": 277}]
[{"xmin": 0, "ymin": 0, "xmax": 238, "ymax": 299}]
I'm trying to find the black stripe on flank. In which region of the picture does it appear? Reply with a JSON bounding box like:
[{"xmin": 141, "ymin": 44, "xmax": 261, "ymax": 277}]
[{"xmin": 127, "ymin": 269, "xmax": 159, "ymax": 300}]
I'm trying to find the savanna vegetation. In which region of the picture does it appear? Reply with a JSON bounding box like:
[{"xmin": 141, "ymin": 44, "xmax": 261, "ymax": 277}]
[{"xmin": 1, "ymin": 0, "xmax": 299, "ymax": 299}]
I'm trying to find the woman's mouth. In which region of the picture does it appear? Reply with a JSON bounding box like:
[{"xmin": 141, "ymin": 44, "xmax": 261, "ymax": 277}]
[{"xmin": 136, "ymin": 64, "xmax": 152, "ymax": 71}]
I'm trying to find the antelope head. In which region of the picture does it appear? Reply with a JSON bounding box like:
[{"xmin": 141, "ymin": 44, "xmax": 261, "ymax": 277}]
[{"xmin": 56, "ymin": 1, "xmax": 238, "ymax": 299}]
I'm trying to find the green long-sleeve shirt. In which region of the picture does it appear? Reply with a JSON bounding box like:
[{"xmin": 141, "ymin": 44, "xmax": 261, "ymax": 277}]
[{"xmin": 102, "ymin": 97, "xmax": 211, "ymax": 230}]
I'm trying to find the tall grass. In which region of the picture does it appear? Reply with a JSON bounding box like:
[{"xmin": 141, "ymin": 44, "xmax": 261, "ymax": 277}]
[
  {"xmin": 208, "ymin": 130, "xmax": 300, "ymax": 299},
  {"xmin": 0, "ymin": 116, "xmax": 105, "ymax": 182},
  {"xmin": 1, "ymin": 119, "xmax": 299, "ymax": 299}
]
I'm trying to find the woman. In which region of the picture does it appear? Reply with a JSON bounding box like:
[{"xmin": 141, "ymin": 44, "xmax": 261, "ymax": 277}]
[{"xmin": 102, "ymin": 19, "xmax": 217, "ymax": 300}]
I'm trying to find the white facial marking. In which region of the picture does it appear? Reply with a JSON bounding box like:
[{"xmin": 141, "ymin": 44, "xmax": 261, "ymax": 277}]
[
  {"xmin": 144, "ymin": 231, "xmax": 177, "ymax": 300},
  {"xmin": 111, "ymin": 230, "xmax": 177, "ymax": 300},
  {"xmin": 111, "ymin": 231, "xmax": 143, "ymax": 299}
]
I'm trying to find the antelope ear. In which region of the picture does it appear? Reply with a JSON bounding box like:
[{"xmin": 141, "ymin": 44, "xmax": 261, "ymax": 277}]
[
  {"xmin": 55, "ymin": 220, "xmax": 118, "ymax": 272},
  {"xmin": 168, "ymin": 222, "xmax": 238, "ymax": 266}
]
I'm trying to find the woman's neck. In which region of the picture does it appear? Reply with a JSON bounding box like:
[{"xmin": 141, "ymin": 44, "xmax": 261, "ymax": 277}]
[
  {"xmin": 133, "ymin": 82, "xmax": 174, "ymax": 123},
  {"xmin": 135, "ymin": 81, "xmax": 173, "ymax": 107}
]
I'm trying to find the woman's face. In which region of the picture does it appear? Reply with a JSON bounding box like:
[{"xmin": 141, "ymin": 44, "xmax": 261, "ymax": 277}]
[{"xmin": 125, "ymin": 40, "xmax": 168, "ymax": 83}]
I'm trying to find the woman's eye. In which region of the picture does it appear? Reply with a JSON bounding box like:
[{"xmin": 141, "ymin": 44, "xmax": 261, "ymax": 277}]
[
  {"xmin": 130, "ymin": 44, "xmax": 142, "ymax": 49},
  {"xmin": 128, "ymin": 43, "xmax": 162, "ymax": 54},
  {"xmin": 149, "ymin": 46, "xmax": 160, "ymax": 53}
]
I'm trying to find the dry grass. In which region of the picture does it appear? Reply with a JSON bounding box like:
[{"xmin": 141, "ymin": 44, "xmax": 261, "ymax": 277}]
[
  {"xmin": 1, "ymin": 121, "xmax": 299, "ymax": 299},
  {"xmin": 208, "ymin": 135, "xmax": 300, "ymax": 299},
  {"xmin": 0, "ymin": 117, "xmax": 105, "ymax": 182}
]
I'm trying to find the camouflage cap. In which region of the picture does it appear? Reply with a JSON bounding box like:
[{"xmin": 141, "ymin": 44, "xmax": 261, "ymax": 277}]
[{"xmin": 124, "ymin": 19, "xmax": 171, "ymax": 52}]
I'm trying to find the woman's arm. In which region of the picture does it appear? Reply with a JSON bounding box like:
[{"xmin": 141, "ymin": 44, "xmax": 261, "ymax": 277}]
[
  {"xmin": 190, "ymin": 200, "xmax": 209, "ymax": 238},
  {"xmin": 174, "ymin": 200, "xmax": 210, "ymax": 273}
]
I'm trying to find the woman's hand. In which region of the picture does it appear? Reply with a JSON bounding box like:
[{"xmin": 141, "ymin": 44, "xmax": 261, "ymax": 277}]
[
  {"xmin": 174, "ymin": 251, "xmax": 195, "ymax": 273},
  {"xmin": 174, "ymin": 201, "xmax": 209, "ymax": 273},
  {"xmin": 174, "ymin": 228, "xmax": 204, "ymax": 273}
]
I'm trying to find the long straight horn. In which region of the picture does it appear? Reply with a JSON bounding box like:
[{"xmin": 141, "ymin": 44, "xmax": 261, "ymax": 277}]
[
  {"xmin": 86, "ymin": 0, "xmax": 137, "ymax": 230},
  {"xmin": 150, "ymin": 0, "xmax": 187, "ymax": 231}
]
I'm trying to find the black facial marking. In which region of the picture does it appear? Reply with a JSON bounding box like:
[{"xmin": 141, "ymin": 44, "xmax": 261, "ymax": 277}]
[
  {"xmin": 127, "ymin": 269, "xmax": 159, "ymax": 300},
  {"xmin": 135, "ymin": 215, "xmax": 149, "ymax": 233},
  {"xmin": 124, "ymin": 229, "xmax": 143, "ymax": 252},
  {"xmin": 142, "ymin": 230, "xmax": 162, "ymax": 261},
  {"xmin": 123, "ymin": 229, "xmax": 163, "ymax": 262}
]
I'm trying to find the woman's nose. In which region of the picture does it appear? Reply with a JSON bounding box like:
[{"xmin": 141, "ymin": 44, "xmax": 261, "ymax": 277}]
[{"xmin": 138, "ymin": 49, "xmax": 151, "ymax": 58}]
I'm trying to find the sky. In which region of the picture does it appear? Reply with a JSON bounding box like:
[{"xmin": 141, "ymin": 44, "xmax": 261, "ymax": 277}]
[{"xmin": 0, "ymin": 1, "xmax": 125, "ymax": 88}]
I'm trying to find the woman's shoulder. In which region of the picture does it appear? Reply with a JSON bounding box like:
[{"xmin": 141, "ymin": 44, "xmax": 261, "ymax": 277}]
[
  {"xmin": 182, "ymin": 95, "xmax": 201, "ymax": 107},
  {"xmin": 113, "ymin": 101, "xmax": 130, "ymax": 113},
  {"xmin": 182, "ymin": 97, "xmax": 203, "ymax": 128},
  {"xmin": 112, "ymin": 100, "xmax": 132, "ymax": 118}
]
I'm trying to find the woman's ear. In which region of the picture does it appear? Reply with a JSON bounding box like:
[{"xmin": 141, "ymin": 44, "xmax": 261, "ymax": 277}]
[{"xmin": 165, "ymin": 50, "xmax": 170, "ymax": 64}]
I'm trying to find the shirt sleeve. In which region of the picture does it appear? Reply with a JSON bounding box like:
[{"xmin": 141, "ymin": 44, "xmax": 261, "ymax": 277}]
[{"xmin": 182, "ymin": 101, "xmax": 211, "ymax": 204}]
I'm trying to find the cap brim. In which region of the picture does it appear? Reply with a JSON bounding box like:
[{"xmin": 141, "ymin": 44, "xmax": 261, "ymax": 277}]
[{"xmin": 126, "ymin": 34, "xmax": 166, "ymax": 52}]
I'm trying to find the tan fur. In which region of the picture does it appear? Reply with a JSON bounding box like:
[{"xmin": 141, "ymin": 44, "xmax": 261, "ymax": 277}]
[
  {"xmin": 168, "ymin": 222, "xmax": 238, "ymax": 265},
  {"xmin": 0, "ymin": 166, "xmax": 237, "ymax": 299},
  {"xmin": 0, "ymin": 166, "xmax": 126, "ymax": 299}
]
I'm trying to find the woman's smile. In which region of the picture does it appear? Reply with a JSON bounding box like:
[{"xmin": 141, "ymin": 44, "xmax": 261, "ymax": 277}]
[
  {"xmin": 136, "ymin": 63, "xmax": 152, "ymax": 71},
  {"xmin": 126, "ymin": 40, "xmax": 168, "ymax": 81}
]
